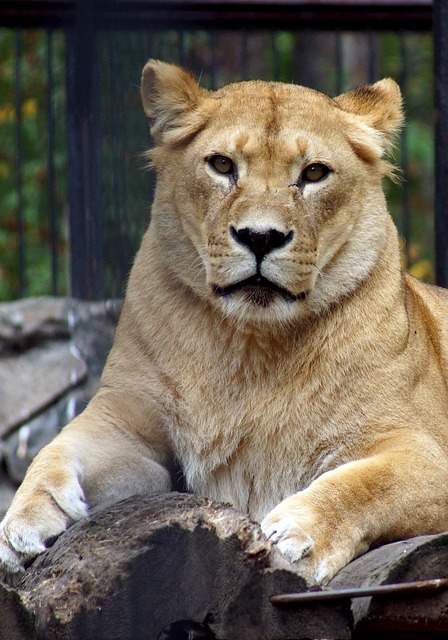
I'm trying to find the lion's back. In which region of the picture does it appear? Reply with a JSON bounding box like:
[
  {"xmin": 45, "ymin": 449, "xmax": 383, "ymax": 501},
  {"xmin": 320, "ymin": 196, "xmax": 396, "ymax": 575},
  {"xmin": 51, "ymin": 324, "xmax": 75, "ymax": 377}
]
[{"xmin": 405, "ymin": 273, "xmax": 448, "ymax": 376}]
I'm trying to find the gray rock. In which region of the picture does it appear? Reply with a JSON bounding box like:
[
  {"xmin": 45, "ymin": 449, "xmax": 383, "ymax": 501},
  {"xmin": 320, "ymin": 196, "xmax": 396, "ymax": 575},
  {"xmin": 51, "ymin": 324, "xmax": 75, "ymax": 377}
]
[
  {"xmin": 0, "ymin": 471, "xmax": 17, "ymax": 520},
  {"xmin": 0, "ymin": 297, "xmax": 122, "ymax": 497},
  {"xmin": 0, "ymin": 341, "xmax": 87, "ymax": 438},
  {"xmin": 0, "ymin": 297, "xmax": 69, "ymax": 354},
  {"xmin": 68, "ymin": 298, "xmax": 122, "ymax": 381}
]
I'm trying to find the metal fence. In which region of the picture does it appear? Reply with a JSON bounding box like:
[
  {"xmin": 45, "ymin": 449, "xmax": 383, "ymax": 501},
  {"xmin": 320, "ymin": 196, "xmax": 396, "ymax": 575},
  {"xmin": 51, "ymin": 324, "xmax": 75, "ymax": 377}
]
[{"xmin": 0, "ymin": 0, "xmax": 438, "ymax": 301}]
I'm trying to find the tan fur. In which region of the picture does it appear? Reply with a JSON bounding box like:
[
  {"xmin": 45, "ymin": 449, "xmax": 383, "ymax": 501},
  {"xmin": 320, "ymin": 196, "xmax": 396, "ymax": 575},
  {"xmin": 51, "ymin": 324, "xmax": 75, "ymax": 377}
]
[{"xmin": 2, "ymin": 61, "xmax": 448, "ymax": 585}]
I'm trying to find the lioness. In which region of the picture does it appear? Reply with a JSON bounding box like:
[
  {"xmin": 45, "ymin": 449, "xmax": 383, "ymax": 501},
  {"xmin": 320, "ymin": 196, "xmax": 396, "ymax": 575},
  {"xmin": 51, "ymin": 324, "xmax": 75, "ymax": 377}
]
[{"xmin": 1, "ymin": 60, "xmax": 448, "ymax": 586}]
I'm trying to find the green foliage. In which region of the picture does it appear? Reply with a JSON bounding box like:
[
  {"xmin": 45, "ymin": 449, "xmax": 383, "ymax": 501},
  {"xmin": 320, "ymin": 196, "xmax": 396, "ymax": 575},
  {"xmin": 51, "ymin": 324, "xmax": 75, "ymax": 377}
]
[{"xmin": 0, "ymin": 29, "xmax": 68, "ymax": 300}]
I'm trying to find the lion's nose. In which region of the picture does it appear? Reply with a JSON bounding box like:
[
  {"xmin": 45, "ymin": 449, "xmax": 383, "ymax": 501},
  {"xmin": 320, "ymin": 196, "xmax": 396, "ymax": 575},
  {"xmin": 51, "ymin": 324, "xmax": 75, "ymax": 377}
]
[{"xmin": 230, "ymin": 226, "xmax": 293, "ymax": 263}]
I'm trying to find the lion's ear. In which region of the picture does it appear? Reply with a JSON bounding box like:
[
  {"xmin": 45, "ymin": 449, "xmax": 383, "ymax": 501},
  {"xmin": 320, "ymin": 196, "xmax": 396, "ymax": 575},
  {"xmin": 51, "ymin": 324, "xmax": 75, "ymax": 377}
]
[
  {"xmin": 334, "ymin": 79, "xmax": 404, "ymax": 170},
  {"xmin": 334, "ymin": 78, "xmax": 403, "ymax": 138},
  {"xmin": 141, "ymin": 59, "xmax": 211, "ymax": 146}
]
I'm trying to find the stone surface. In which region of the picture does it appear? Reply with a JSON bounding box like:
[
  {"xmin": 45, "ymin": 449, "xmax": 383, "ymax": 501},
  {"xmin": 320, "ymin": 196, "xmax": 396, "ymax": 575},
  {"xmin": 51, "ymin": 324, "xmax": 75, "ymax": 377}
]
[
  {"xmin": 0, "ymin": 297, "xmax": 69, "ymax": 355},
  {"xmin": 0, "ymin": 297, "xmax": 123, "ymax": 515},
  {"xmin": 0, "ymin": 471, "xmax": 17, "ymax": 521},
  {"xmin": 68, "ymin": 298, "xmax": 122, "ymax": 381},
  {"xmin": 0, "ymin": 341, "xmax": 87, "ymax": 438},
  {"xmin": 3, "ymin": 493, "xmax": 351, "ymax": 640},
  {"xmin": 2, "ymin": 393, "xmax": 80, "ymax": 484}
]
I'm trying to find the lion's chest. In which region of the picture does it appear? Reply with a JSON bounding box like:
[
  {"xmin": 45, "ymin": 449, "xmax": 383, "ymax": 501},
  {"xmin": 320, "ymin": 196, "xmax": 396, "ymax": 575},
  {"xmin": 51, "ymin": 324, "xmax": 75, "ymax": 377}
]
[{"xmin": 163, "ymin": 357, "xmax": 347, "ymax": 521}]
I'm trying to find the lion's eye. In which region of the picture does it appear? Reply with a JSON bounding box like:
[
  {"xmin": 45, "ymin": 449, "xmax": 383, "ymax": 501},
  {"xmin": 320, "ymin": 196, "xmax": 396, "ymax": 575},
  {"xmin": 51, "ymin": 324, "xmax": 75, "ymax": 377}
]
[
  {"xmin": 208, "ymin": 155, "xmax": 235, "ymax": 176},
  {"xmin": 301, "ymin": 163, "xmax": 330, "ymax": 183}
]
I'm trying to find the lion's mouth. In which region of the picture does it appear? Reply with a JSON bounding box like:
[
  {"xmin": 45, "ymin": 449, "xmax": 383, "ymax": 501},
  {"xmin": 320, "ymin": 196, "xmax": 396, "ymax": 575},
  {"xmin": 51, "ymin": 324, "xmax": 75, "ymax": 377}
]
[{"xmin": 213, "ymin": 274, "xmax": 308, "ymax": 308}]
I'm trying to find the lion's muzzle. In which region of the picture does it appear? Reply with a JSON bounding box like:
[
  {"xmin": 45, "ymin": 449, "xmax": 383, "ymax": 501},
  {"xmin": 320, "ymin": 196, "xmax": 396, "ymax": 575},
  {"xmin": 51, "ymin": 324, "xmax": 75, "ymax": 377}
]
[{"xmin": 230, "ymin": 226, "xmax": 293, "ymax": 264}]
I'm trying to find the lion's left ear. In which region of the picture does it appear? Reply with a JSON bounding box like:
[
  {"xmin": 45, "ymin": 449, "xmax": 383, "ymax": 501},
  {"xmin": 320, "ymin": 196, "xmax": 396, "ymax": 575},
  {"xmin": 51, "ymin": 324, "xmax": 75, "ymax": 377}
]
[
  {"xmin": 141, "ymin": 59, "xmax": 212, "ymax": 146},
  {"xmin": 334, "ymin": 79, "xmax": 404, "ymax": 166},
  {"xmin": 334, "ymin": 78, "xmax": 403, "ymax": 138}
]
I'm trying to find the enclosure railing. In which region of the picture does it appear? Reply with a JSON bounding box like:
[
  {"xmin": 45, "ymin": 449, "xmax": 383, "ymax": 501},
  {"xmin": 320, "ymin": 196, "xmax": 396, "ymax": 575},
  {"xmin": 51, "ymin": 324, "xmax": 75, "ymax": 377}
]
[{"xmin": 0, "ymin": 0, "xmax": 441, "ymax": 300}]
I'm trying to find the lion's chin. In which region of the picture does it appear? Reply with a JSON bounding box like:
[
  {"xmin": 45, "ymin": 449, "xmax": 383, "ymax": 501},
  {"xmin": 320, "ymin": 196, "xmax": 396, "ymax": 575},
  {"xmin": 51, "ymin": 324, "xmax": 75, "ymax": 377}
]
[
  {"xmin": 212, "ymin": 275, "xmax": 310, "ymax": 324},
  {"xmin": 213, "ymin": 274, "xmax": 308, "ymax": 309}
]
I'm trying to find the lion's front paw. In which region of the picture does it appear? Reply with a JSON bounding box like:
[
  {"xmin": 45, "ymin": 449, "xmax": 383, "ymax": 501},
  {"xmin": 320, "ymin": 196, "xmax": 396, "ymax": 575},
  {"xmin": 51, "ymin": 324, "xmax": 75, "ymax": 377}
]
[
  {"xmin": 261, "ymin": 498, "xmax": 344, "ymax": 584},
  {"xmin": 261, "ymin": 514, "xmax": 314, "ymax": 561},
  {"xmin": 261, "ymin": 512, "xmax": 327, "ymax": 583},
  {"xmin": 0, "ymin": 471, "xmax": 88, "ymax": 585}
]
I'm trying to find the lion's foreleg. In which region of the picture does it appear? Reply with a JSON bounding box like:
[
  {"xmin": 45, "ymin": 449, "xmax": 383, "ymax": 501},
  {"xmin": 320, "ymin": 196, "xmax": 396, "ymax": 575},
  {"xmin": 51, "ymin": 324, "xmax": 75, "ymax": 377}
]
[
  {"xmin": 0, "ymin": 392, "xmax": 171, "ymax": 583},
  {"xmin": 261, "ymin": 429, "xmax": 448, "ymax": 583}
]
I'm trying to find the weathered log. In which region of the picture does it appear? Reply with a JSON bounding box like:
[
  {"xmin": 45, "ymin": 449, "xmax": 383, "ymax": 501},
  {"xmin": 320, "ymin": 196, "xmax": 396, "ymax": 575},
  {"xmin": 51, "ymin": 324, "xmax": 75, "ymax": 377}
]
[
  {"xmin": 0, "ymin": 493, "xmax": 351, "ymax": 640},
  {"xmin": 4, "ymin": 491, "xmax": 448, "ymax": 640}
]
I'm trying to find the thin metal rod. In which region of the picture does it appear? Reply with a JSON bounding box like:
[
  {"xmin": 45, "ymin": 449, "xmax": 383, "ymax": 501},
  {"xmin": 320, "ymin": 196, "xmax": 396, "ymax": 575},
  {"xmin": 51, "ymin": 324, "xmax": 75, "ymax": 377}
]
[
  {"xmin": 399, "ymin": 29, "xmax": 411, "ymax": 269},
  {"xmin": 209, "ymin": 29, "xmax": 217, "ymax": 89},
  {"xmin": 66, "ymin": 0, "xmax": 103, "ymax": 299},
  {"xmin": 241, "ymin": 29, "xmax": 249, "ymax": 81},
  {"xmin": 177, "ymin": 28, "xmax": 185, "ymax": 66},
  {"xmin": 335, "ymin": 30, "xmax": 343, "ymax": 94},
  {"xmin": 434, "ymin": 0, "xmax": 448, "ymax": 287},
  {"xmin": 47, "ymin": 27, "xmax": 58, "ymax": 295},
  {"xmin": 272, "ymin": 32, "xmax": 280, "ymax": 81},
  {"xmin": 367, "ymin": 29, "xmax": 377, "ymax": 83},
  {"xmin": 15, "ymin": 28, "xmax": 25, "ymax": 298},
  {"xmin": 270, "ymin": 578, "xmax": 448, "ymax": 606}
]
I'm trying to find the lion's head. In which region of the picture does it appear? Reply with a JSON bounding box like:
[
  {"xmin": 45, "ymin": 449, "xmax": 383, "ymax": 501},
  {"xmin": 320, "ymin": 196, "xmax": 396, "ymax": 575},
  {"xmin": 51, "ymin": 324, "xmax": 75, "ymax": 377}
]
[{"xmin": 141, "ymin": 60, "xmax": 403, "ymax": 325}]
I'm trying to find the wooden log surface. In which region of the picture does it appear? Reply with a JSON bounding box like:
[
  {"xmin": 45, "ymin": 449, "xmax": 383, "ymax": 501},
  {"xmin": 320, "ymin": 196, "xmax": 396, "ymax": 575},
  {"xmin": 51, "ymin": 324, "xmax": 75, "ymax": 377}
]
[
  {"xmin": 0, "ymin": 492, "xmax": 350, "ymax": 640},
  {"xmin": 2, "ymin": 492, "xmax": 448, "ymax": 639}
]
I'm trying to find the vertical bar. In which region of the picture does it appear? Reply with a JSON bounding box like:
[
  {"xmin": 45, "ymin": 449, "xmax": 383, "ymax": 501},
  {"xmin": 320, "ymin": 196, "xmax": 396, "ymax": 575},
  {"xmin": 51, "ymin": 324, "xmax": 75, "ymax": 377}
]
[
  {"xmin": 302, "ymin": 31, "xmax": 314, "ymax": 89},
  {"xmin": 367, "ymin": 30, "xmax": 377, "ymax": 83},
  {"xmin": 399, "ymin": 30, "xmax": 410, "ymax": 268},
  {"xmin": 147, "ymin": 30, "xmax": 153, "ymax": 59},
  {"xmin": 107, "ymin": 28, "xmax": 125, "ymax": 295},
  {"xmin": 47, "ymin": 28, "xmax": 58, "ymax": 295},
  {"xmin": 66, "ymin": 0, "xmax": 103, "ymax": 299},
  {"xmin": 209, "ymin": 30, "xmax": 217, "ymax": 88},
  {"xmin": 335, "ymin": 30, "xmax": 343, "ymax": 94},
  {"xmin": 15, "ymin": 28, "xmax": 25, "ymax": 298},
  {"xmin": 177, "ymin": 29, "xmax": 185, "ymax": 66},
  {"xmin": 434, "ymin": 0, "xmax": 448, "ymax": 287},
  {"xmin": 272, "ymin": 32, "xmax": 280, "ymax": 81},
  {"xmin": 241, "ymin": 29, "xmax": 249, "ymax": 80}
]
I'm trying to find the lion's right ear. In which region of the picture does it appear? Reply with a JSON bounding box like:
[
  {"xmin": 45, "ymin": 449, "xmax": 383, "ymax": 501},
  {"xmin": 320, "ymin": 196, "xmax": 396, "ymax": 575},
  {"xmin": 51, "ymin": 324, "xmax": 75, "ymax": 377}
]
[{"xmin": 141, "ymin": 60, "xmax": 212, "ymax": 146}]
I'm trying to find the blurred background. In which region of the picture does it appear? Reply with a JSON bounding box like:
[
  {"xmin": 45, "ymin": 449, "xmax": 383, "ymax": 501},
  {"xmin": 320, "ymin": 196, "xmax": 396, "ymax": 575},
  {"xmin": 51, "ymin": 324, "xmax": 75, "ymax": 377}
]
[{"xmin": 0, "ymin": 0, "xmax": 436, "ymax": 301}]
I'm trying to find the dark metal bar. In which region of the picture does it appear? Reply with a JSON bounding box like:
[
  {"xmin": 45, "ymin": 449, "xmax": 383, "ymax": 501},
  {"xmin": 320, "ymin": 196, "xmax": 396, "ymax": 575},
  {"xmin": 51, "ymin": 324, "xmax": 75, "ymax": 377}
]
[
  {"xmin": 15, "ymin": 28, "xmax": 25, "ymax": 298},
  {"xmin": 46, "ymin": 28, "xmax": 58, "ymax": 295},
  {"xmin": 66, "ymin": 0, "xmax": 104, "ymax": 299},
  {"xmin": 241, "ymin": 29, "xmax": 249, "ymax": 80},
  {"xmin": 271, "ymin": 31, "xmax": 280, "ymax": 81},
  {"xmin": 399, "ymin": 28, "xmax": 411, "ymax": 268},
  {"xmin": 335, "ymin": 30, "xmax": 343, "ymax": 94},
  {"xmin": 107, "ymin": 28, "xmax": 122, "ymax": 294},
  {"xmin": 367, "ymin": 29, "xmax": 377, "ymax": 82},
  {"xmin": 270, "ymin": 578, "xmax": 448, "ymax": 606},
  {"xmin": 177, "ymin": 28, "xmax": 185, "ymax": 66},
  {"xmin": 209, "ymin": 29, "xmax": 217, "ymax": 89},
  {"xmin": 434, "ymin": 0, "xmax": 448, "ymax": 288},
  {"xmin": 0, "ymin": 1, "xmax": 433, "ymax": 31},
  {"xmin": 147, "ymin": 29, "xmax": 153, "ymax": 59}
]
